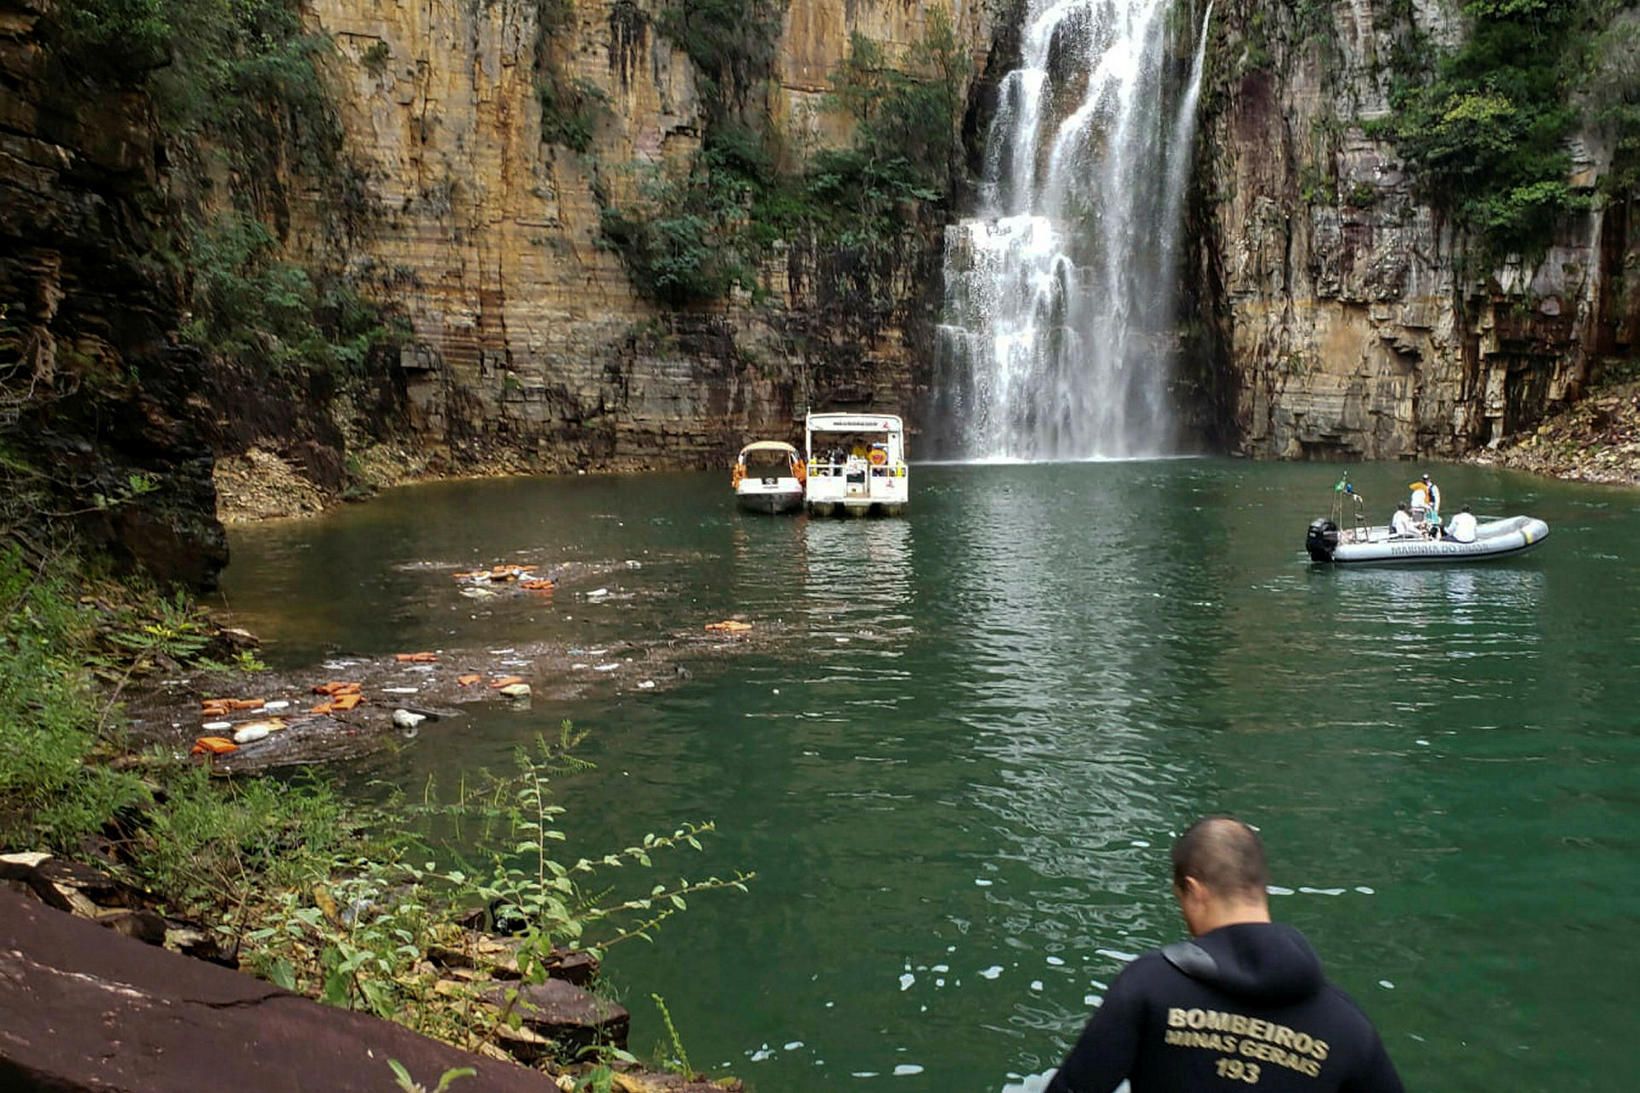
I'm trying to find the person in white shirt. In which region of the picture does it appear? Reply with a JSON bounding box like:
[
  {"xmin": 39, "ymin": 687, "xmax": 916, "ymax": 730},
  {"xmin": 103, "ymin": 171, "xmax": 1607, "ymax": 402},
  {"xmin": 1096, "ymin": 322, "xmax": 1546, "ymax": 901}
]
[
  {"xmin": 1390, "ymin": 502, "xmax": 1418, "ymax": 537},
  {"xmin": 1446, "ymin": 505, "xmax": 1478, "ymax": 543}
]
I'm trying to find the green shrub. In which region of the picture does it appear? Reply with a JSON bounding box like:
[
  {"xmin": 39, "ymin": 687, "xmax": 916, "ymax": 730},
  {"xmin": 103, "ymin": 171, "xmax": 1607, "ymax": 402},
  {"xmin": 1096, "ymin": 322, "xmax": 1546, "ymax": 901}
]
[
  {"xmin": 600, "ymin": 16, "xmax": 969, "ymax": 305},
  {"xmin": 1370, "ymin": 0, "xmax": 1628, "ymax": 259},
  {"xmin": 655, "ymin": 0, "xmax": 780, "ymax": 113},
  {"xmin": 180, "ymin": 214, "xmax": 403, "ymax": 380},
  {"xmin": 0, "ymin": 547, "xmax": 147, "ymax": 848}
]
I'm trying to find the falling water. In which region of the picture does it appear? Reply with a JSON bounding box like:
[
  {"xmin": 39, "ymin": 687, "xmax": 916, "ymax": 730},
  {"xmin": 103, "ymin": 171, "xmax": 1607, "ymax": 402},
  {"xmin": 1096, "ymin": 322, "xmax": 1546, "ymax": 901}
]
[{"xmin": 937, "ymin": 1, "xmax": 1213, "ymax": 461}]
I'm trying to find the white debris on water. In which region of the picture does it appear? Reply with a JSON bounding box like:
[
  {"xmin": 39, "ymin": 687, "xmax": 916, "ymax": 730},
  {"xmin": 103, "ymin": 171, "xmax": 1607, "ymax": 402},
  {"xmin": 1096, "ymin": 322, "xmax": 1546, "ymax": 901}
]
[
  {"xmin": 1046, "ymin": 956, "xmax": 1065, "ymax": 967},
  {"xmin": 979, "ymin": 966, "xmax": 1003, "ymax": 980},
  {"xmin": 1095, "ymin": 949, "xmax": 1138, "ymax": 963},
  {"xmin": 893, "ymin": 1065, "xmax": 925, "ymax": 1076},
  {"xmin": 899, "ymin": 972, "xmax": 915, "ymax": 991}
]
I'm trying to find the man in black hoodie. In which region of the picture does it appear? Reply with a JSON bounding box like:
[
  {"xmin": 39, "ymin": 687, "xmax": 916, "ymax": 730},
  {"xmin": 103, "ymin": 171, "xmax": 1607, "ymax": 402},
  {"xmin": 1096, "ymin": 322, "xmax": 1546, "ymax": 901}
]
[{"xmin": 1046, "ymin": 817, "xmax": 1404, "ymax": 1092}]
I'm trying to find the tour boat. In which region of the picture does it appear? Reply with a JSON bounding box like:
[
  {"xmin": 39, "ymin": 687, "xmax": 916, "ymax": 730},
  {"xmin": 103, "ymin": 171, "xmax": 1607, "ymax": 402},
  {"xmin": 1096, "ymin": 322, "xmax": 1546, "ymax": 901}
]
[
  {"xmin": 1305, "ymin": 514, "xmax": 1550, "ymax": 565},
  {"xmin": 732, "ymin": 441, "xmax": 806, "ymax": 515},
  {"xmin": 803, "ymin": 413, "xmax": 909, "ymax": 517}
]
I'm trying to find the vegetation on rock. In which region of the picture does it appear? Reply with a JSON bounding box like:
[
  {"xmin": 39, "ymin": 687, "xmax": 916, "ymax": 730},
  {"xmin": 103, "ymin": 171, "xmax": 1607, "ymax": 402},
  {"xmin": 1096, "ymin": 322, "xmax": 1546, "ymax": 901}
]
[
  {"xmin": 1370, "ymin": 0, "xmax": 1640, "ymax": 259},
  {"xmin": 599, "ymin": 13, "xmax": 971, "ymax": 306}
]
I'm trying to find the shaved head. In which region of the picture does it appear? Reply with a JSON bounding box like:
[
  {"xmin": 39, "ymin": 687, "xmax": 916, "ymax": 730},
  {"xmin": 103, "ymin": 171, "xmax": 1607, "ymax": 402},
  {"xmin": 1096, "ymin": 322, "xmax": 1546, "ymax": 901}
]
[{"xmin": 1171, "ymin": 817, "xmax": 1269, "ymax": 901}]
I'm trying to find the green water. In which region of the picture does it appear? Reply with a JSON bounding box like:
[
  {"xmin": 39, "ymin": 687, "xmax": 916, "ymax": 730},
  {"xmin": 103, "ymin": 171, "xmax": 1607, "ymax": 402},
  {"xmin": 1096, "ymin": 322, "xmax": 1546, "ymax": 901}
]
[{"xmin": 218, "ymin": 460, "xmax": 1639, "ymax": 1091}]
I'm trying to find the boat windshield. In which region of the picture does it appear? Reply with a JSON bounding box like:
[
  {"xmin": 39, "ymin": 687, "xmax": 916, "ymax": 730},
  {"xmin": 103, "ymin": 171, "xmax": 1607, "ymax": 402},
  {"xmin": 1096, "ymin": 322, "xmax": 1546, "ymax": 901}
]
[{"xmin": 742, "ymin": 452, "xmax": 792, "ymax": 478}]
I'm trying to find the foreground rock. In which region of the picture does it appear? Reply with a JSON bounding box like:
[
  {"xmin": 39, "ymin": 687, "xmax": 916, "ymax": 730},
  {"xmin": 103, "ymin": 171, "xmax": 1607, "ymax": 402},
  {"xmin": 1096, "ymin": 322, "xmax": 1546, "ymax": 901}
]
[{"xmin": 0, "ymin": 888, "xmax": 557, "ymax": 1092}]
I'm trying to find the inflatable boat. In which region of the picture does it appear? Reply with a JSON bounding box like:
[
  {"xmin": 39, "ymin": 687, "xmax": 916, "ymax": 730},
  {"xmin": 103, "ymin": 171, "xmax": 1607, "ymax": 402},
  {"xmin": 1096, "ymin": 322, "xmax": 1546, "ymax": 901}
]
[{"xmin": 1305, "ymin": 514, "xmax": 1550, "ymax": 565}]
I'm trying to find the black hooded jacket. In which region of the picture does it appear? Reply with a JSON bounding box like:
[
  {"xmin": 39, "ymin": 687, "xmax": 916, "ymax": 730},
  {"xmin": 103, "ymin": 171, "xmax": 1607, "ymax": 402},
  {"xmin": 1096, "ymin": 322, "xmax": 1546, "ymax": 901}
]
[{"xmin": 1046, "ymin": 923, "xmax": 1404, "ymax": 1092}]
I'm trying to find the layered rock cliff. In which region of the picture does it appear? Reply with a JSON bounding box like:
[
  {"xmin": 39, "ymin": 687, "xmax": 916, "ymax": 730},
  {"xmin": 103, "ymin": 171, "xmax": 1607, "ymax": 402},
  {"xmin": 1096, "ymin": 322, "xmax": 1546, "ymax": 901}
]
[
  {"xmin": 5, "ymin": 0, "xmax": 1639, "ymax": 588},
  {"xmin": 1187, "ymin": 0, "xmax": 1638, "ymax": 461},
  {"xmin": 297, "ymin": 0, "xmax": 995, "ymax": 470}
]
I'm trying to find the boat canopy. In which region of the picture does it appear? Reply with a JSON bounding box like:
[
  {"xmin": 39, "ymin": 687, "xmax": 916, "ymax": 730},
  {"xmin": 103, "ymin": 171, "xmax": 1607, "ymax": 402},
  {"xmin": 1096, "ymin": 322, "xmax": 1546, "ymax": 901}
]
[
  {"xmin": 736, "ymin": 441, "xmax": 800, "ymax": 460},
  {"xmin": 805, "ymin": 413, "xmax": 903, "ymax": 435}
]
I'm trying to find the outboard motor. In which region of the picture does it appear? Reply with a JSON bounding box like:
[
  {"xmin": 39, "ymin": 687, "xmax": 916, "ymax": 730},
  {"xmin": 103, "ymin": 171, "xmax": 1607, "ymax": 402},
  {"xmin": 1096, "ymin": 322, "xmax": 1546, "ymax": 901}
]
[{"xmin": 1306, "ymin": 518, "xmax": 1339, "ymax": 562}]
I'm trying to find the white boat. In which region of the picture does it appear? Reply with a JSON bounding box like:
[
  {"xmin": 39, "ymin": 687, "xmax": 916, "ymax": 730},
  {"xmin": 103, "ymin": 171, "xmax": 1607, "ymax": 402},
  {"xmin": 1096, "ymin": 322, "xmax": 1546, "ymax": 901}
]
[
  {"xmin": 732, "ymin": 441, "xmax": 806, "ymax": 515},
  {"xmin": 1306, "ymin": 514, "xmax": 1550, "ymax": 565},
  {"xmin": 803, "ymin": 413, "xmax": 909, "ymax": 517}
]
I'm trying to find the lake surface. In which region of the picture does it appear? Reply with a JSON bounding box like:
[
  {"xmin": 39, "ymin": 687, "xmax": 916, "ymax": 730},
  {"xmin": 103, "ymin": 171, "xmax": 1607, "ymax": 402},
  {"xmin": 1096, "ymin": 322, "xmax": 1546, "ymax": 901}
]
[{"xmin": 219, "ymin": 460, "xmax": 1639, "ymax": 1091}]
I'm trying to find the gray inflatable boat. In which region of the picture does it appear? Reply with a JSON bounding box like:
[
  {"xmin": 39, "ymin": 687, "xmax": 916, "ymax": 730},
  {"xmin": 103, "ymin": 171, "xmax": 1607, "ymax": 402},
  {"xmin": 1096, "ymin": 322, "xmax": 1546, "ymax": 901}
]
[{"xmin": 1306, "ymin": 514, "xmax": 1550, "ymax": 565}]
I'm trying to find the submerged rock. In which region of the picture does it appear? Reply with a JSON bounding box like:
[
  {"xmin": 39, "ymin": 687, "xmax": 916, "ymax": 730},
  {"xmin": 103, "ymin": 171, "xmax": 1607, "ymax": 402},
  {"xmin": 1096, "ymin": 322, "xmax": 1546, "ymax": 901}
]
[{"xmin": 484, "ymin": 978, "xmax": 630, "ymax": 1053}]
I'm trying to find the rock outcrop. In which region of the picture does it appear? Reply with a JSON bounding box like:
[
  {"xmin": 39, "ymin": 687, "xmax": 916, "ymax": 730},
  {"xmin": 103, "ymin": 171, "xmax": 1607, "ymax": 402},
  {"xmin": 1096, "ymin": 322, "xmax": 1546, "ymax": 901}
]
[
  {"xmin": 0, "ymin": 886, "xmax": 560, "ymax": 1092},
  {"xmin": 1188, "ymin": 0, "xmax": 1638, "ymax": 461}
]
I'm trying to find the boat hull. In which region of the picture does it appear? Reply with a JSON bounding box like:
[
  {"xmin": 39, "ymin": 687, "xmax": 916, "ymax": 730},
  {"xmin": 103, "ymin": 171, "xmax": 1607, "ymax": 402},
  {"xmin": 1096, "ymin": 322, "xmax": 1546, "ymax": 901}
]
[
  {"xmin": 1307, "ymin": 515, "xmax": 1549, "ymax": 565},
  {"xmin": 736, "ymin": 486, "xmax": 804, "ymax": 515},
  {"xmin": 806, "ymin": 500, "xmax": 908, "ymax": 518}
]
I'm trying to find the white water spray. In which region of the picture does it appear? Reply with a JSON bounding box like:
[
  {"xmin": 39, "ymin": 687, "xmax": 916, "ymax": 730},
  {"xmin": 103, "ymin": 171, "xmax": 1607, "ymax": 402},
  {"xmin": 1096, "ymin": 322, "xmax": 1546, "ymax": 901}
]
[{"xmin": 938, "ymin": 1, "xmax": 1213, "ymax": 461}]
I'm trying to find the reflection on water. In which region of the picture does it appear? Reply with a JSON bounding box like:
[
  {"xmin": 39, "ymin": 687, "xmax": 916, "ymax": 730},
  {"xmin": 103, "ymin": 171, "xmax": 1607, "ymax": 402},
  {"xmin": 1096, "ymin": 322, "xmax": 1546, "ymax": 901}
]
[{"xmin": 217, "ymin": 461, "xmax": 1640, "ymax": 1092}]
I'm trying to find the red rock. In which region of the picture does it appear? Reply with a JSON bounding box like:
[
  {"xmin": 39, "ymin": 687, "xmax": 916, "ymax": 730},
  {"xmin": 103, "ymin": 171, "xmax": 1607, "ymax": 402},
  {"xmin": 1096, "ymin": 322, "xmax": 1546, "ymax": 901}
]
[{"xmin": 0, "ymin": 889, "xmax": 556, "ymax": 1092}]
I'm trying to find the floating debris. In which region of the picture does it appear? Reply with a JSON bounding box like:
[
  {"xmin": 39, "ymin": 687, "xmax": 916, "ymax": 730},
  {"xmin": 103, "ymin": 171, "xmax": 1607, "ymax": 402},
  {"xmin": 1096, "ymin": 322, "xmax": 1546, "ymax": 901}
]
[
  {"xmin": 490, "ymin": 676, "xmax": 525, "ymax": 689},
  {"xmin": 312, "ymin": 693, "xmax": 363, "ymax": 714},
  {"xmin": 498, "ymin": 683, "xmax": 532, "ymax": 698},
  {"xmin": 392, "ymin": 709, "xmax": 427, "ymax": 730},
  {"xmin": 457, "ymin": 674, "xmax": 482, "ymax": 686},
  {"xmin": 393, "ymin": 652, "xmax": 438, "ymax": 664},
  {"xmin": 705, "ymin": 620, "xmax": 753, "ymax": 633},
  {"xmin": 190, "ymin": 737, "xmax": 238, "ymax": 756}
]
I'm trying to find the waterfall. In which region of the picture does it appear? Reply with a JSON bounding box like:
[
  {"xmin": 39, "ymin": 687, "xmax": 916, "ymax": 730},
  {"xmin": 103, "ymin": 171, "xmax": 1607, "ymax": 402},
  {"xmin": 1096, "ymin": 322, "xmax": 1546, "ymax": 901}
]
[{"xmin": 937, "ymin": 1, "xmax": 1213, "ymax": 462}]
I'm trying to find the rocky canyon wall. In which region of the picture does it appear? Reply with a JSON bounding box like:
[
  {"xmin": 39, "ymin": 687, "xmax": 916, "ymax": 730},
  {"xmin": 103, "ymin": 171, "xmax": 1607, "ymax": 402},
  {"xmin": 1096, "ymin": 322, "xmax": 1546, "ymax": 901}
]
[
  {"xmin": 294, "ymin": 0, "xmax": 996, "ymax": 470},
  {"xmin": 1188, "ymin": 0, "xmax": 1638, "ymax": 461},
  {"xmin": 0, "ymin": 0, "xmax": 225, "ymax": 583}
]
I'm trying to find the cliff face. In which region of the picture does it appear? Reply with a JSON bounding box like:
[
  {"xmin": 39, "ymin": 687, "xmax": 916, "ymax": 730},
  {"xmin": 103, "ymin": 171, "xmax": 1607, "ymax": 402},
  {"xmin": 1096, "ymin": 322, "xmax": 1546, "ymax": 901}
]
[
  {"xmin": 1189, "ymin": 0, "xmax": 1638, "ymax": 461},
  {"xmin": 298, "ymin": 0, "xmax": 994, "ymax": 468},
  {"xmin": 0, "ymin": 0, "xmax": 225, "ymax": 584}
]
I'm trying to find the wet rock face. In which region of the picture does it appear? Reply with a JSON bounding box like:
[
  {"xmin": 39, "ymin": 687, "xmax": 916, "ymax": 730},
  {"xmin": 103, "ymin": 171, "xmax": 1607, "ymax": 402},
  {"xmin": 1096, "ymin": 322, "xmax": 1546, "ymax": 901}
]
[
  {"xmin": 0, "ymin": 0, "xmax": 226, "ymax": 585},
  {"xmin": 1186, "ymin": 0, "xmax": 1637, "ymax": 461}
]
